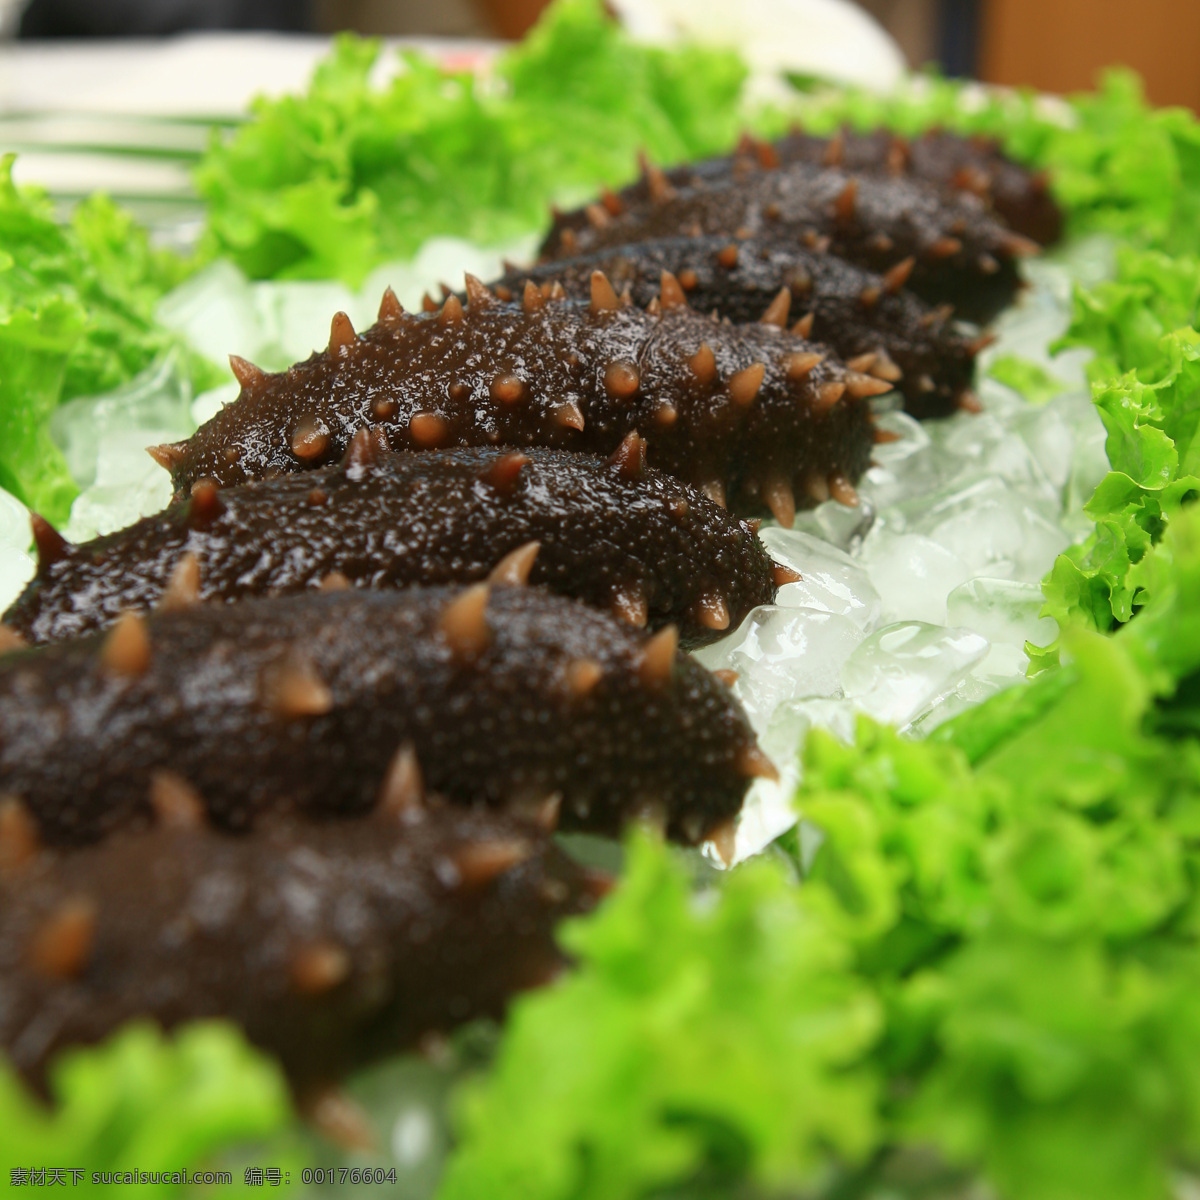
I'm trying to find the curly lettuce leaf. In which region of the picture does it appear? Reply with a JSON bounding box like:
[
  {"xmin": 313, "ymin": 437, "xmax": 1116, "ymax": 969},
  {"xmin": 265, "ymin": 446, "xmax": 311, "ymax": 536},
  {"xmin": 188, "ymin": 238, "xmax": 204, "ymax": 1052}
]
[{"xmin": 195, "ymin": 0, "xmax": 751, "ymax": 286}]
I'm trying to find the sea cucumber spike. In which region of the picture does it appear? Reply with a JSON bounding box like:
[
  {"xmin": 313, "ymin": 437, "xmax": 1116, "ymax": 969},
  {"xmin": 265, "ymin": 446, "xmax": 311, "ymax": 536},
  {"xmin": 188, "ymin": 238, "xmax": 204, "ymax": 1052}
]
[
  {"xmin": 421, "ymin": 292, "xmax": 439, "ymax": 313},
  {"xmin": 603, "ymin": 360, "xmax": 640, "ymax": 400},
  {"xmin": 784, "ymin": 351, "xmax": 824, "ymax": 381},
  {"xmin": 859, "ymin": 284, "xmax": 882, "ymax": 309},
  {"xmin": 439, "ymin": 583, "xmax": 491, "ymax": 659},
  {"xmin": 600, "ymin": 187, "xmax": 625, "ymax": 216},
  {"xmin": 659, "ymin": 270, "xmax": 688, "ymax": 311},
  {"xmin": 805, "ymin": 473, "xmax": 831, "ymax": 504},
  {"xmin": 439, "ymin": 283, "xmax": 453, "ymax": 300},
  {"xmin": 886, "ymin": 136, "xmax": 911, "ymax": 175},
  {"xmin": 464, "ymin": 274, "xmax": 495, "ymax": 308},
  {"xmin": 565, "ymin": 658, "xmax": 604, "ymax": 698},
  {"xmin": 439, "ymin": 294, "xmax": 465, "ymax": 324},
  {"xmin": 480, "ymin": 450, "xmax": 530, "ymax": 494},
  {"xmin": 589, "ymin": 270, "xmax": 622, "ymax": 314},
  {"xmin": 870, "ymin": 352, "xmax": 903, "ymax": 382},
  {"xmin": 694, "ymin": 592, "xmax": 730, "ymax": 631},
  {"xmin": 709, "ymin": 817, "xmax": 738, "ymax": 866},
  {"xmin": 978, "ymin": 253, "xmax": 1000, "ymax": 275},
  {"xmin": 585, "ymin": 203, "xmax": 609, "ymax": 229},
  {"xmin": 378, "ymin": 742, "xmax": 424, "ymax": 816},
  {"xmin": 918, "ymin": 375, "xmax": 937, "ymax": 394},
  {"xmin": 261, "ymin": 653, "xmax": 334, "ymax": 718},
  {"xmin": 611, "ymin": 585, "xmax": 649, "ymax": 629},
  {"xmin": 928, "ymin": 236, "xmax": 962, "ymax": 259},
  {"xmin": 291, "ymin": 414, "xmax": 331, "ymax": 462},
  {"xmin": 452, "ymin": 839, "xmax": 534, "ymax": 890},
  {"xmin": 844, "ymin": 371, "xmax": 894, "ymax": 399},
  {"xmin": 834, "ymin": 178, "xmax": 858, "ymax": 225},
  {"xmin": 966, "ymin": 333, "xmax": 998, "ymax": 356},
  {"xmin": 0, "ymin": 626, "xmax": 24, "ymax": 655},
  {"xmin": 341, "ymin": 427, "xmax": 380, "ymax": 478},
  {"xmin": 532, "ymin": 793, "xmax": 562, "ymax": 832},
  {"xmin": 638, "ymin": 625, "xmax": 679, "ymax": 688},
  {"xmin": 101, "ymin": 611, "xmax": 151, "ymax": 677},
  {"xmin": 159, "ymin": 552, "xmax": 201, "ymax": 611},
  {"xmin": 847, "ymin": 352, "xmax": 878, "ymax": 372},
  {"xmin": 646, "ymin": 296, "xmax": 662, "ymax": 317},
  {"xmin": 823, "ymin": 130, "xmax": 845, "ymax": 166},
  {"xmin": 409, "ymin": 413, "xmax": 450, "ymax": 448},
  {"xmin": 815, "ymin": 381, "xmax": 847, "ymax": 412},
  {"xmin": 553, "ymin": 400, "xmax": 586, "ymax": 431},
  {"xmin": 754, "ymin": 138, "xmax": 780, "ymax": 169},
  {"xmin": 319, "ymin": 571, "xmax": 351, "ymax": 591},
  {"xmin": 560, "ymin": 228, "xmax": 578, "ymax": 254},
  {"xmin": 729, "ymin": 363, "xmax": 766, "ymax": 407},
  {"xmin": 522, "ymin": 279, "xmax": 545, "ymax": 313},
  {"xmin": 607, "ymin": 431, "xmax": 647, "ymax": 481},
  {"xmin": 147, "ymin": 442, "xmax": 187, "ymax": 472},
  {"xmin": 700, "ymin": 479, "xmax": 726, "ymax": 508},
  {"xmin": 548, "ymin": 280, "xmax": 567, "ymax": 301},
  {"xmin": 30, "ymin": 515, "xmax": 69, "ymax": 575},
  {"xmin": 737, "ymin": 744, "xmax": 779, "ymax": 781},
  {"xmin": 713, "ymin": 669, "xmax": 739, "ymax": 687},
  {"xmin": 329, "ymin": 311, "xmax": 356, "ymax": 354},
  {"xmin": 490, "ymin": 373, "xmax": 527, "ymax": 405},
  {"xmin": 488, "ymin": 541, "xmax": 541, "ymax": 586},
  {"xmin": 677, "ymin": 269, "xmax": 698, "ymax": 291},
  {"xmin": 763, "ymin": 477, "xmax": 795, "ymax": 528},
  {"xmin": 378, "ymin": 286, "xmax": 404, "ymax": 321},
  {"xmin": 716, "ymin": 242, "xmax": 739, "ymax": 268},
  {"xmin": 791, "ymin": 312, "xmax": 815, "ymax": 338},
  {"xmin": 653, "ymin": 402, "xmax": 678, "ymax": 428},
  {"xmin": 229, "ymin": 354, "xmax": 267, "ymax": 390},
  {"xmin": 291, "ymin": 942, "xmax": 351, "ymax": 995},
  {"xmin": 873, "ymin": 427, "xmax": 903, "ymax": 444},
  {"xmin": 958, "ymin": 390, "xmax": 984, "ymax": 414},
  {"xmin": 186, "ymin": 480, "xmax": 224, "ymax": 528},
  {"xmin": 688, "ymin": 342, "xmax": 717, "ymax": 384},
  {"xmin": 999, "ymin": 231, "xmax": 1041, "ymax": 257},
  {"xmin": 148, "ymin": 769, "xmax": 205, "ymax": 829},
  {"xmin": 0, "ymin": 796, "xmax": 38, "ymax": 870},
  {"xmin": 29, "ymin": 898, "xmax": 96, "ymax": 980},
  {"xmin": 639, "ymin": 152, "xmax": 677, "ymax": 204},
  {"xmin": 829, "ymin": 473, "xmax": 860, "ymax": 507},
  {"xmin": 759, "ymin": 286, "xmax": 791, "ymax": 328},
  {"xmin": 882, "ymin": 256, "xmax": 916, "ymax": 293},
  {"xmin": 772, "ymin": 564, "xmax": 803, "ymax": 586}
]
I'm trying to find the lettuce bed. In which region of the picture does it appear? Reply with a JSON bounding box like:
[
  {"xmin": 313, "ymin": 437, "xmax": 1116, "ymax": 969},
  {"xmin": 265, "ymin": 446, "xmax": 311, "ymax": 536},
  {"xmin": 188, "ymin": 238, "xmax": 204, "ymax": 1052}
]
[{"xmin": 4, "ymin": 4, "xmax": 1200, "ymax": 1196}]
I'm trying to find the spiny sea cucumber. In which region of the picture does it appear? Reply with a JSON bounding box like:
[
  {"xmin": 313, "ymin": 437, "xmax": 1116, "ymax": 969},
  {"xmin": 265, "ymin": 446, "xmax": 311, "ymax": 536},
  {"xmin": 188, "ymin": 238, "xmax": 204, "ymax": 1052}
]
[
  {"xmin": 486, "ymin": 235, "xmax": 982, "ymax": 419},
  {"xmin": 0, "ymin": 798, "xmax": 605, "ymax": 1092},
  {"xmin": 155, "ymin": 277, "xmax": 886, "ymax": 524},
  {"xmin": 0, "ymin": 585, "xmax": 767, "ymax": 847}
]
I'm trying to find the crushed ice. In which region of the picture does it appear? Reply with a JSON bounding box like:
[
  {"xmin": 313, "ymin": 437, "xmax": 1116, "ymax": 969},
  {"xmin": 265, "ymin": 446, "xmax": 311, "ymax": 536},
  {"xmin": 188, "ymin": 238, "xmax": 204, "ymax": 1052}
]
[{"xmin": 0, "ymin": 234, "xmax": 1111, "ymax": 864}]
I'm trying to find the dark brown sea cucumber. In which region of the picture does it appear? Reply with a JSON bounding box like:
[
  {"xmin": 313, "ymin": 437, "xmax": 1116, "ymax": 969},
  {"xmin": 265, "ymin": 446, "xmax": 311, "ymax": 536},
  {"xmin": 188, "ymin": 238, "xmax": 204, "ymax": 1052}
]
[
  {"xmin": 0, "ymin": 799, "xmax": 605, "ymax": 1093},
  {"xmin": 6, "ymin": 444, "xmax": 780, "ymax": 649},
  {"xmin": 0, "ymin": 585, "xmax": 766, "ymax": 847},
  {"xmin": 485, "ymin": 236, "xmax": 982, "ymax": 419},
  {"xmin": 539, "ymin": 160, "xmax": 1038, "ymax": 324},
  {"xmin": 154, "ymin": 278, "xmax": 886, "ymax": 523},
  {"xmin": 581, "ymin": 128, "xmax": 1062, "ymax": 247}
]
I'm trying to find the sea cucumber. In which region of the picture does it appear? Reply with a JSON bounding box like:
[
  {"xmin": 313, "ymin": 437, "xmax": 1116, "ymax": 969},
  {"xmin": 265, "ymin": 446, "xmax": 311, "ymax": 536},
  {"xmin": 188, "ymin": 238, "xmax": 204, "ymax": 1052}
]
[
  {"xmin": 0, "ymin": 585, "xmax": 766, "ymax": 847},
  {"xmin": 580, "ymin": 128, "xmax": 1062, "ymax": 247},
  {"xmin": 154, "ymin": 279, "xmax": 886, "ymax": 523},
  {"xmin": 7, "ymin": 444, "xmax": 780, "ymax": 649},
  {"xmin": 485, "ymin": 235, "xmax": 981, "ymax": 418},
  {"xmin": 0, "ymin": 800, "xmax": 605, "ymax": 1092},
  {"xmin": 538, "ymin": 160, "xmax": 1038, "ymax": 324}
]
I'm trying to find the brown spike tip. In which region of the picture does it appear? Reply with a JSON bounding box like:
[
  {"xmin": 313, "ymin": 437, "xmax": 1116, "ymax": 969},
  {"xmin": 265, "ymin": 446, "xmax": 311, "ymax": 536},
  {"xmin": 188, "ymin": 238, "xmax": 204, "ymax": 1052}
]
[
  {"xmin": 764, "ymin": 477, "xmax": 796, "ymax": 529},
  {"xmin": 464, "ymin": 274, "xmax": 495, "ymax": 308},
  {"xmin": 737, "ymin": 744, "xmax": 779, "ymax": 782},
  {"xmin": 0, "ymin": 625, "xmax": 25, "ymax": 655},
  {"xmin": 772, "ymin": 564, "xmax": 803, "ymax": 586},
  {"xmin": 608, "ymin": 431, "xmax": 647, "ymax": 480},
  {"xmin": 882, "ymin": 256, "xmax": 916, "ymax": 293},
  {"xmin": 829, "ymin": 474, "xmax": 860, "ymax": 507},
  {"xmin": 378, "ymin": 286, "xmax": 404, "ymax": 321},
  {"xmin": 785, "ymin": 351, "xmax": 824, "ymax": 382},
  {"xmin": 659, "ymin": 270, "xmax": 688, "ymax": 311},
  {"xmin": 791, "ymin": 312, "xmax": 815, "ymax": 339},
  {"xmin": 760, "ymin": 286, "xmax": 792, "ymax": 329},
  {"xmin": 637, "ymin": 624, "xmax": 679, "ymax": 688},
  {"xmin": 148, "ymin": 769, "xmax": 206, "ymax": 829},
  {"xmin": 328, "ymin": 311, "xmax": 356, "ymax": 354},
  {"xmin": 30, "ymin": 898, "xmax": 97, "ymax": 980},
  {"xmin": 611, "ymin": 585, "xmax": 649, "ymax": 629},
  {"xmin": 589, "ymin": 270, "xmax": 622, "ymax": 314},
  {"xmin": 453, "ymin": 839, "xmax": 534, "ymax": 890},
  {"xmin": 229, "ymin": 354, "xmax": 267, "ymax": 390},
  {"xmin": 694, "ymin": 592, "xmax": 730, "ymax": 631},
  {"xmin": 159, "ymin": 551, "xmax": 201, "ymax": 611},
  {"xmin": 689, "ymin": 342, "xmax": 717, "ymax": 385},
  {"xmin": 261, "ymin": 653, "xmax": 334, "ymax": 719},
  {"xmin": 101, "ymin": 611, "xmax": 151, "ymax": 677},
  {"xmin": 522, "ymin": 279, "xmax": 546, "ymax": 313},
  {"xmin": 292, "ymin": 941, "xmax": 352, "ymax": 995},
  {"xmin": 439, "ymin": 294, "xmax": 465, "ymax": 324},
  {"xmin": 482, "ymin": 451, "xmax": 530, "ymax": 495},
  {"xmin": 565, "ymin": 658, "xmax": 604, "ymax": 698},
  {"xmin": 729, "ymin": 362, "xmax": 766, "ymax": 407},
  {"xmin": 30, "ymin": 513, "xmax": 70, "ymax": 574},
  {"xmin": 553, "ymin": 400, "xmax": 586, "ymax": 432},
  {"xmin": 603, "ymin": 360, "xmax": 640, "ymax": 400},
  {"xmin": 0, "ymin": 795, "xmax": 39, "ymax": 870},
  {"xmin": 378, "ymin": 742, "xmax": 424, "ymax": 817},
  {"xmin": 488, "ymin": 541, "xmax": 541, "ymax": 587},
  {"xmin": 147, "ymin": 441, "xmax": 186, "ymax": 473},
  {"xmin": 439, "ymin": 583, "xmax": 491, "ymax": 659}
]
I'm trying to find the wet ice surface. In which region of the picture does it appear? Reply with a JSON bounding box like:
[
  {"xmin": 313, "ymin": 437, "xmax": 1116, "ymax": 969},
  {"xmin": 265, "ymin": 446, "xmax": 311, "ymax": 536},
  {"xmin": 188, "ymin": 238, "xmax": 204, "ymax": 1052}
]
[
  {"xmin": 697, "ymin": 236, "xmax": 1113, "ymax": 863},
  {"xmin": 0, "ymin": 235, "xmax": 1110, "ymax": 871}
]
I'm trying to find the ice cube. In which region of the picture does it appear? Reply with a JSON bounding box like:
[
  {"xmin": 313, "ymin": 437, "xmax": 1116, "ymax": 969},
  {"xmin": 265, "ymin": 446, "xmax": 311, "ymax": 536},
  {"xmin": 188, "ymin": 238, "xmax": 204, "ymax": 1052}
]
[
  {"xmin": 254, "ymin": 279, "xmax": 360, "ymax": 367},
  {"xmin": 859, "ymin": 530, "xmax": 974, "ymax": 625},
  {"xmin": 946, "ymin": 577, "xmax": 1058, "ymax": 647},
  {"xmin": 156, "ymin": 259, "xmax": 271, "ymax": 369},
  {"xmin": 841, "ymin": 621, "xmax": 990, "ymax": 729},
  {"xmin": 0, "ymin": 487, "xmax": 30, "ymax": 554},
  {"xmin": 786, "ymin": 493, "xmax": 877, "ymax": 553},
  {"xmin": 758, "ymin": 526, "xmax": 881, "ymax": 630},
  {"xmin": 191, "ymin": 382, "xmax": 240, "ymax": 428},
  {"xmin": 694, "ymin": 605, "xmax": 865, "ymax": 731}
]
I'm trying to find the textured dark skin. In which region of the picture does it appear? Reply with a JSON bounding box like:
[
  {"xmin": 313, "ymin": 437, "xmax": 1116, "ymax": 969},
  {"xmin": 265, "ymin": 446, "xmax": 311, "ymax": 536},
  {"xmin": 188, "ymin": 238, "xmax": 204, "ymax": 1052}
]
[
  {"xmin": 6, "ymin": 447, "xmax": 775, "ymax": 650},
  {"xmin": 0, "ymin": 807, "xmax": 600, "ymax": 1092},
  {"xmin": 598, "ymin": 128, "xmax": 1063, "ymax": 247},
  {"xmin": 539, "ymin": 162, "xmax": 1031, "ymax": 324},
  {"xmin": 0, "ymin": 587, "xmax": 760, "ymax": 846},
  {"xmin": 486, "ymin": 236, "xmax": 975, "ymax": 418},
  {"xmin": 160, "ymin": 294, "xmax": 877, "ymax": 518}
]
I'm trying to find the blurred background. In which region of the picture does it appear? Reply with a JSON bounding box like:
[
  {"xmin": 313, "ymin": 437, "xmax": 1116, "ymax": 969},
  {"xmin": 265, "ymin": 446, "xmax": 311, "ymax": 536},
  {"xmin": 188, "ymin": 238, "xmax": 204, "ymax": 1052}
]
[{"xmin": 6, "ymin": 0, "xmax": 1200, "ymax": 107}]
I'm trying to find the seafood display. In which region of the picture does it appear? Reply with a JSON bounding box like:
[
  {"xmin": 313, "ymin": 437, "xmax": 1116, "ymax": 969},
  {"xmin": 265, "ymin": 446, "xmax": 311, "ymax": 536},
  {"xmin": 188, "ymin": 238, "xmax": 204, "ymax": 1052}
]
[
  {"xmin": 0, "ymin": 801, "xmax": 603, "ymax": 1091},
  {"xmin": 0, "ymin": 586, "xmax": 763, "ymax": 847},
  {"xmin": 486, "ymin": 235, "xmax": 980, "ymax": 418},
  {"xmin": 539, "ymin": 159, "xmax": 1037, "ymax": 323},
  {"xmin": 154, "ymin": 279, "xmax": 885, "ymax": 522}
]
